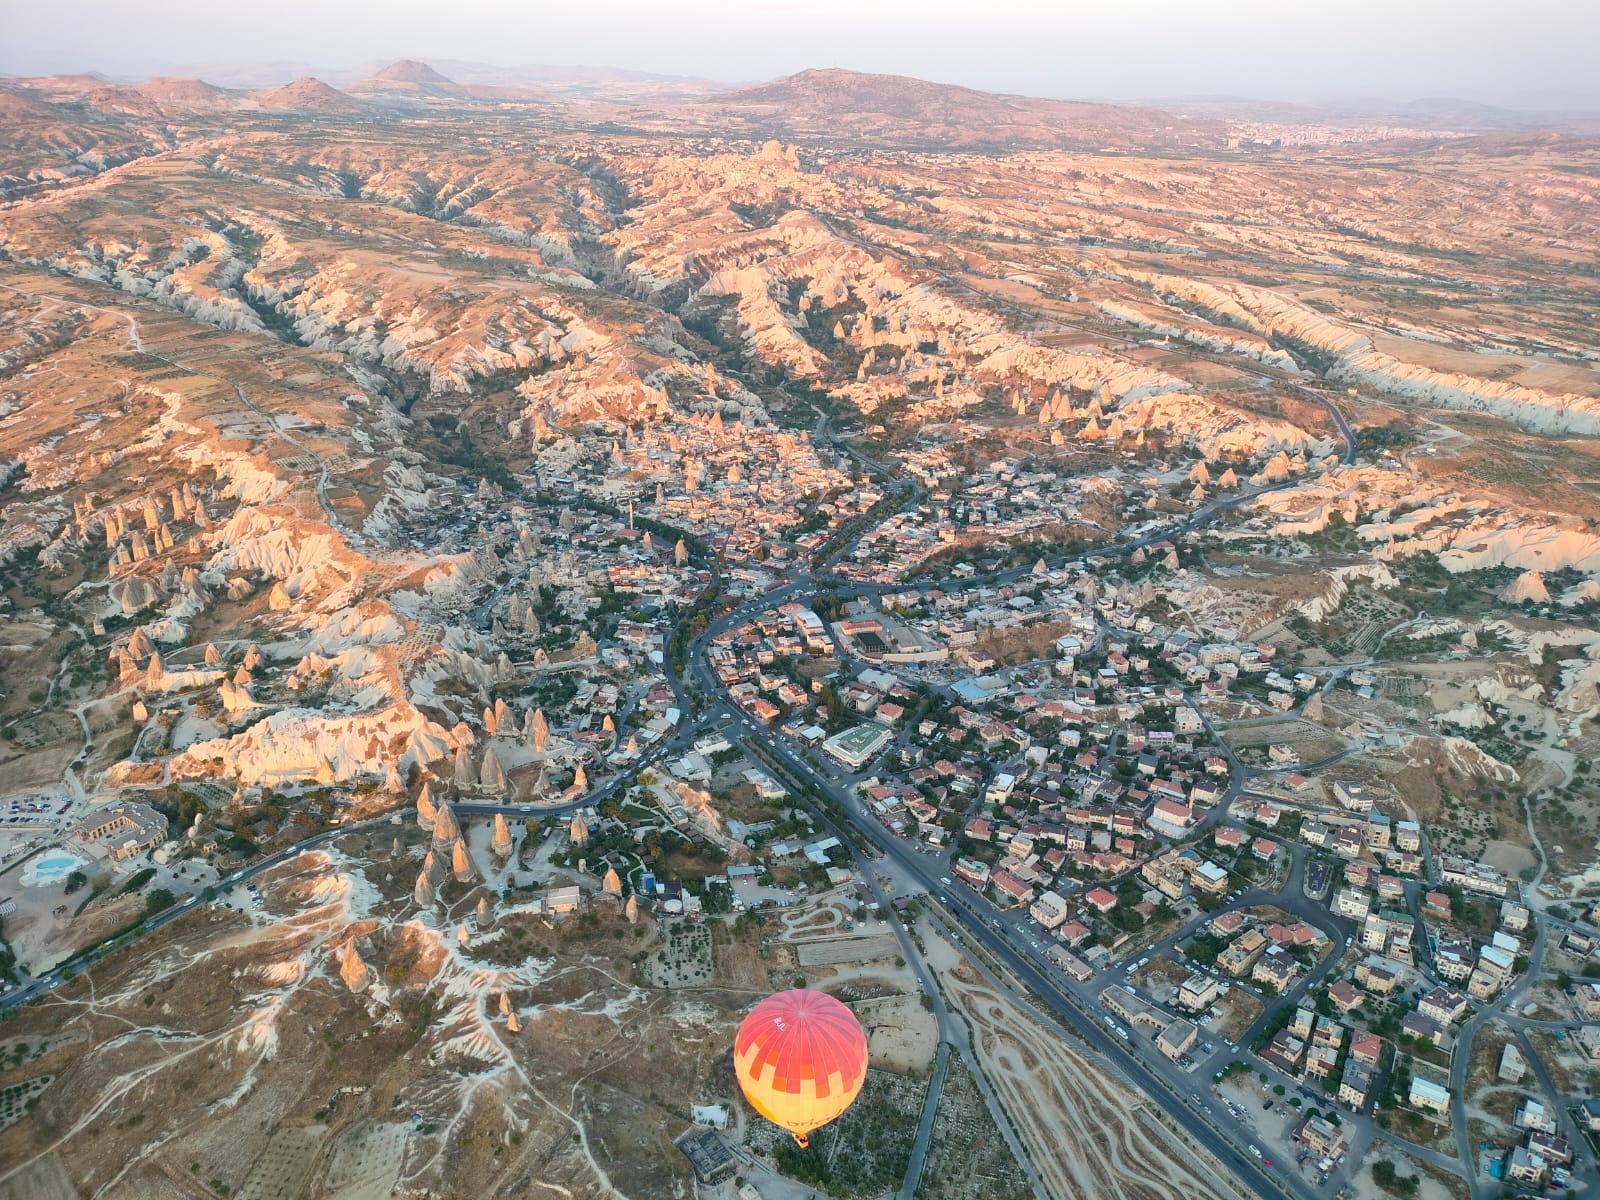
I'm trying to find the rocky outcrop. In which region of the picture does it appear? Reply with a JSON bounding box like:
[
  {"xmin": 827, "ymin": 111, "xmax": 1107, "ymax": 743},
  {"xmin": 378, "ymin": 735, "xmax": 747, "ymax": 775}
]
[
  {"xmin": 412, "ymin": 870, "xmax": 435, "ymax": 907},
  {"xmin": 451, "ymin": 839, "xmax": 476, "ymax": 883},
  {"xmin": 155, "ymin": 703, "xmax": 463, "ymax": 789},
  {"xmin": 339, "ymin": 940, "xmax": 370, "ymax": 993},
  {"xmin": 1500, "ymin": 570, "xmax": 1550, "ymax": 606}
]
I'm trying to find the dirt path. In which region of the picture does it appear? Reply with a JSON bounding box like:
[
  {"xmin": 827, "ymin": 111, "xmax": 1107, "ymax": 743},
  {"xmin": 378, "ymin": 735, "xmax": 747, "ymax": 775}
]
[{"xmin": 934, "ymin": 951, "xmax": 1238, "ymax": 1200}]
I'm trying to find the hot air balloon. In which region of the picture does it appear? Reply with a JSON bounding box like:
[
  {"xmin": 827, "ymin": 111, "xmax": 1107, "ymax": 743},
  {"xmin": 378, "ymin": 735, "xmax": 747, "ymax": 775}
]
[{"xmin": 733, "ymin": 988, "xmax": 867, "ymax": 1148}]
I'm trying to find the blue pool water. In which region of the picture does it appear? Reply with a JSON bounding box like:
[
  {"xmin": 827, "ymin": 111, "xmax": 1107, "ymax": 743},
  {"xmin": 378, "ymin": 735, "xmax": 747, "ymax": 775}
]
[{"xmin": 24, "ymin": 850, "xmax": 83, "ymax": 886}]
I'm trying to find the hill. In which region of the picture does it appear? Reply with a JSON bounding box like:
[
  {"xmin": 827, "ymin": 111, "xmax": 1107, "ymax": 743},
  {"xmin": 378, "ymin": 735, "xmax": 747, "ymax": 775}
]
[
  {"xmin": 251, "ymin": 77, "xmax": 366, "ymax": 115},
  {"xmin": 133, "ymin": 76, "xmax": 243, "ymax": 110},
  {"xmin": 699, "ymin": 68, "xmax": 1225, "ymax": 150},
  {"xmin": 348, "ymin": 58, "xmax": 464, "ymax": 98}
]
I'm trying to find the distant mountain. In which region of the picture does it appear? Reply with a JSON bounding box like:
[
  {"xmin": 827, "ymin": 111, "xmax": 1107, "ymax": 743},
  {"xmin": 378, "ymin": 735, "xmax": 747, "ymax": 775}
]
[
  {"xmin": 347, "ymin": 59, "xmax": 467, "ymax": 99},
  {"xmin": 131, "ymin": 60, "xmax": 348, "ymax": 90},
  {"xmin": 251, "ymin": 77, "xmax": 366, "ymax": 115},
  {"xmin": 664, "ymin": 68, "xmax": 1224, "ymax": 150},
  {"xmin": 1157, "ymin": 92, "xmax": 1600, "ymax": 135},
  {"xmin": 89, "ymin": 57, "xmax": 731, "ymax": 99},
  {"xmin": 133, "ymin": 76, "xmax": 243, "ymax": 110},
  {"xmin": 423, "ymin": 58, "xmax": 729, "ymax": 89},
  {"xmin": 363, "ymin": 58, "xmax": 457, "ymax": 89}
]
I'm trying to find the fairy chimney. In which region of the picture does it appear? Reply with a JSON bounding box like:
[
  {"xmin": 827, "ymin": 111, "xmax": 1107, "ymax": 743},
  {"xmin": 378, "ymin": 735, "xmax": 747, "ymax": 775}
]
[
  {"xmin": 451, "ymin": 839, "xmax": 476, "ymax": 883},
  {"xmin": 339, "ymin": 941, "xmax": 370, "ymax": 993}
]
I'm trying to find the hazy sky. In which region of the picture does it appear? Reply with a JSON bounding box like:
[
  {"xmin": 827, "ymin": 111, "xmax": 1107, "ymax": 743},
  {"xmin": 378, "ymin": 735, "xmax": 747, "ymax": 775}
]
[{"xmin": 6, "ymin": 0, "xmax": 1598, "ymax": 108}]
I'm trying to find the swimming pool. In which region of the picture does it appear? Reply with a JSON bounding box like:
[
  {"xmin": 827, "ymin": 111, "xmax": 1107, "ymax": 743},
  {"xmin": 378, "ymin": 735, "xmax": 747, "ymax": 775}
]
[{"xmin": 20, "ymin": 849, "xmax": 85, "ymax": 888}]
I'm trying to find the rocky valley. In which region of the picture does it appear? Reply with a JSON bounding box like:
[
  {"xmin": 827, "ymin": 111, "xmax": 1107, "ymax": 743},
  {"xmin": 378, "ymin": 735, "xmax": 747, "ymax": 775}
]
[{"xmin": 1, "ymin": 57, "xmax": 1599, "ymax": 1200}]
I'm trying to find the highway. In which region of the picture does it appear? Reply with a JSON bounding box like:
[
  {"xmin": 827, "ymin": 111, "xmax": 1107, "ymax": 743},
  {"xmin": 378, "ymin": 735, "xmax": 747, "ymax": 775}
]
[
  {"xmin": 672, "ymin": 453, "xmax": 1430, "ymax": 1200},
  {"xmin": 748, "ymin": 715, "xmax": 1307, "ymax": 1200}
]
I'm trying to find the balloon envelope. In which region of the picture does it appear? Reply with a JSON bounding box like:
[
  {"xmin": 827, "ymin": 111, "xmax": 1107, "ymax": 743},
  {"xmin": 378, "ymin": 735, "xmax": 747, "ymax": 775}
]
[{"xmin": 734, "ymin": 989, "xmax": 868, "ymax": 1145}]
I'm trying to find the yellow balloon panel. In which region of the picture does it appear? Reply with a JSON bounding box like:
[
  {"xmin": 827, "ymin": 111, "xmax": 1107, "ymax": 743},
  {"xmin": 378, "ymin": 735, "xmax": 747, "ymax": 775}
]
[{"xmin": 733, "ymin": 989, "xmax": 868, "ymax": 1139}]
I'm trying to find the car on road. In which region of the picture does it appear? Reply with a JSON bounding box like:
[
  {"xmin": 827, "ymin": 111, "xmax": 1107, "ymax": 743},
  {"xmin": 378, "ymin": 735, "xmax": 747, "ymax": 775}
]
[{"xmin": 1248, "ymin": 1145, "xmax": 1262, "ymax": 1159}]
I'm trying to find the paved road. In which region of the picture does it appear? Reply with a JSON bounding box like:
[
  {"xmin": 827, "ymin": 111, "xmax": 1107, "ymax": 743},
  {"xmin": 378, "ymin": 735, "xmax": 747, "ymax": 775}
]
[
  {"xmin": 1445, "ymin": 915, "xmax": 1554, "ymax": 1200},
  {"xmin": 686, "ymin": 539, "xmax": 1362, "ymax": 1200},
  {"xmin": 900, "ymin": 1041, "xmax": 953, "ymax": 1200},
  {"xmin": 742, "ymin": 735, "xmax": 1050, "ymax": 1200},
  {"xmin": 738, "ymin": 697, "xmax": 1308, "ymax": 1200}
]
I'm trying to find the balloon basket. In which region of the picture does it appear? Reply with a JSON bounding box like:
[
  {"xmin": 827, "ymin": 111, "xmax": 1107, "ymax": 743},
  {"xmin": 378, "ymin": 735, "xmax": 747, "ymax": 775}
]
[{"xmin": 792, "ymin": 1132, "xmax": 809, "ymax": 1149}]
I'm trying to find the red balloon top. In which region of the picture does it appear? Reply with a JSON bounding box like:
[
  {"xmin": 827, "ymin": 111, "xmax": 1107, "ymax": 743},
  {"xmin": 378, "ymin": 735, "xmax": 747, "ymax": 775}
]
[{"xmin": 735, "ymin": 989, "xmax": 867, "ymax": 1102}]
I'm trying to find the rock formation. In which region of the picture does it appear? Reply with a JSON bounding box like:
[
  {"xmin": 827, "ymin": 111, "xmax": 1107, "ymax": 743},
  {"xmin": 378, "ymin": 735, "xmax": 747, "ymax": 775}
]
[
  {"xmin": 1500, "ymin": 570, "xmax": 1550, "ymax": 606},
  {"xmin": 453, "ymin": 743, "xmax": 476, "ymax": 788},
  {"xmin": 413, "ymin": 870, "xmax": 435, "ymax": 907},
  {"xmin": 451, "ymin": 839, "xmax": 476, "ymax": 883},
  {"xmin": 339, "ymin": 940, "xmax": 370, "ymax": 993},
  {"xmin": 432, "ymin": 800, "xmax": 461, "ymax": 849},
  {"xmin": 480, "ymin": 745, "xmax": 507, "ymax": 792},
  {"xmin": 491, "ymin": 813, "xmax": 513, "ymax": 857},
  {"xmin": 423, "ymin": 850, "xmax": 446, "ymax": 888}
]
